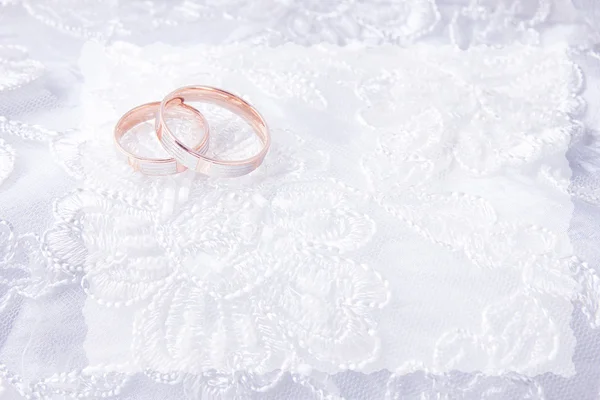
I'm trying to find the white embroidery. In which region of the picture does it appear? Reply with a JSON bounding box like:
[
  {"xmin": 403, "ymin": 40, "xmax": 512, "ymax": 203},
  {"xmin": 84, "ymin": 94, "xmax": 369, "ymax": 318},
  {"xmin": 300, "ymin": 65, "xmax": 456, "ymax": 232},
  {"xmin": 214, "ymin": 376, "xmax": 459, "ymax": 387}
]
[
  {"xmin": 20, "ymin": 0, "xmax": 572, "ymax": 49},
  {"xmin": 44, "ymin": 175, "xmax": 388, "ymax": 375},
  {"xmin": 0, "ymin": 45, "xmax": 43, "ymax": 91},
  {"xmin": 0, "ymin": 220, "xmax": 71, "ymax": 296},
  {"xmin": 0, "ymin": 6, "xmax": 596, "ymax": 396},
  {"xmin": 34, "ymin": 42, "xmax": 583, "ymax": 385},
  {"xmin": 21, "ymin": 0, "xmax": 440, "ymax": 44}
]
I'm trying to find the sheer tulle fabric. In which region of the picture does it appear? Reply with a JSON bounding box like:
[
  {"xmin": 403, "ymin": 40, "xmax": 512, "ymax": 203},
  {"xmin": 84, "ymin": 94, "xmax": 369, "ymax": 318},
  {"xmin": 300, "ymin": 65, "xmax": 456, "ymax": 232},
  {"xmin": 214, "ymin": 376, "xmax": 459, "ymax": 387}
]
[{"xmin": 0, "ymin": 1, "xmax": 599, "ymax": 399}]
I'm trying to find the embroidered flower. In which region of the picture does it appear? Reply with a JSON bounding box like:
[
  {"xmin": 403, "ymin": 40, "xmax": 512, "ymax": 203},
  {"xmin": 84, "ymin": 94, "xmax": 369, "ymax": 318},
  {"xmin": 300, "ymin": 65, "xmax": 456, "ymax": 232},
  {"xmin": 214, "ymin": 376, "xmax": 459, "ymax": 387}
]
[
  {"xmin": 450, "ymin": 0, "xmax": 551, "ymax": 49},
  {"xmin": 359, "ymin": 49, "xmax": 583, "ymax": 176},
  {"xmin": 352, "ymin": 0, "xmax": 439, "ymax": 43},
  {"xmin": 0, "ymin": 45, "xmax": 44, "ymax": 91},
  {"xmin": 267, "ymin": 253, "xmax": 389, "ymax": 370},
  {"xmin": 0, "ymin": 220, "xmax": 70, "ymax": 306},
  {"xmin": 43, "ymin": 178, "xmax": 387, "ymax": 377},
  {"xmin": 269, "ymin": 0, "xmax": 439, "ymax": 45}
]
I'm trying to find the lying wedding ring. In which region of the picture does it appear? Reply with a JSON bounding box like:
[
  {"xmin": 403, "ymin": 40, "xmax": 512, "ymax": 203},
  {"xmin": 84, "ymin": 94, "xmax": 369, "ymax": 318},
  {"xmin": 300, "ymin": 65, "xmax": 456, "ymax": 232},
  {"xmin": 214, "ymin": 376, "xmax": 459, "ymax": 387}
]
[
  {"xmin": 114, "ymin": 101, "xmax": 210, "ymax": 175},
  {"xmin": 157, "ymin": 86, "xmax": 270, "ymax": 178}
]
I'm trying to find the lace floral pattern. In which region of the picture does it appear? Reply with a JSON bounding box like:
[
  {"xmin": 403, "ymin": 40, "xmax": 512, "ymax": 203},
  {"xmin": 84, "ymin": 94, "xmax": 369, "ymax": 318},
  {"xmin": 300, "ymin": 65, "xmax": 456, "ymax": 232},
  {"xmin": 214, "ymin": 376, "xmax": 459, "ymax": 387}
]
[
  {"xmin": 449, "ymin": 0, "xmax": 552, "ymax": 48},
  {"xmin": 359, "ymin": 48, "xmax": 583, "ymax": 177},
  {"xmin": 17, "ymin": 0, "xmax": 440, "ymax": 44},
  {"xmin": 0, "ymin": 223, "xmax": 76, "ymax": 400},
  {"xmin": 0, "ymin": 45, "xmax": 44, "ymax": 92},
  {"xmin": 0, "ymin": 220, "xmax": 72, "ymax": 322},
  {"xmin": 0, "ymin": 1, "xmax": 599, "ymax": 398},
  {"xmin": 15, "ymin": 42, "xmax": 575, "ymax": 399},
  {"xmin": 0, "ymin": 45, "xmax": 47, "ymax": 187},
  {"xmin": 13, "ymin": 0, "xmax": 600, "ymax": 50},
  {"xmin": 44, "ymin": 173, "xmax": 389, "ymax": 374},
  {"xmin": 15, "ymin": 0, "xmax": 589, "ymax": 48}
]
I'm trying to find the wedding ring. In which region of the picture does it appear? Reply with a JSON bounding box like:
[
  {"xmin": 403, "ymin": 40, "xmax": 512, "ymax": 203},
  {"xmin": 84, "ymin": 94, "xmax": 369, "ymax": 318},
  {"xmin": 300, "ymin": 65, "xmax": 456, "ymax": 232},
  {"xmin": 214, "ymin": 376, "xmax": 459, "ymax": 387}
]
[
  {"xmin": 114, "ymin": 101, "xmax": 209, "ymax": 175},
  {"xmin": 157, "ymin": 86, "xmax": 270, "ymax": 178}
]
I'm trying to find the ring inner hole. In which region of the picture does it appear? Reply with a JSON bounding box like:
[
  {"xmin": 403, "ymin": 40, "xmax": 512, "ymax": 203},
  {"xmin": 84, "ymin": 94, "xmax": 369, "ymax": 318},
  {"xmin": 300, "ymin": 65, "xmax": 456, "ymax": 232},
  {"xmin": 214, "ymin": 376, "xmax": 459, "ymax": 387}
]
[
  {"xmin": 166, "ymin": 102, "xmax": 262, "ymax": 161},
  {"xmin": 121, "ymin": 107, "xmax": 205, "ymax": 158}
]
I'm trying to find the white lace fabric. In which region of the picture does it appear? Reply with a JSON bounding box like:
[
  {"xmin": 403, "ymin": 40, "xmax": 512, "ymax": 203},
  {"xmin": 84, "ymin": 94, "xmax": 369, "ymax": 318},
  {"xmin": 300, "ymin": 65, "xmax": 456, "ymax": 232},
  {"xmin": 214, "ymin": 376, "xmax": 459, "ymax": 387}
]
[
  {"xmin": 1, "ymin": 1, "xmax": 600, "ymax": 399},
  {"xmin": 0, "ymin": 38, "xmax": 586, "ymax": 397}
]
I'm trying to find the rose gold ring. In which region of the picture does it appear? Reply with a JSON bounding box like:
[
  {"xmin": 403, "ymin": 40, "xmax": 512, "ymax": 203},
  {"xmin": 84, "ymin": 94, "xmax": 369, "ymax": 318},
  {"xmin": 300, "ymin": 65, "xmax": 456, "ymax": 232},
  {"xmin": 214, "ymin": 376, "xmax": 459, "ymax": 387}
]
[
  {"xmin": 114, "ymin": 101, "xmax": 209, "ymax": 175},
  {"xmin": 157, "ymin": 86, "xmax": 270, "ymax": 178}
]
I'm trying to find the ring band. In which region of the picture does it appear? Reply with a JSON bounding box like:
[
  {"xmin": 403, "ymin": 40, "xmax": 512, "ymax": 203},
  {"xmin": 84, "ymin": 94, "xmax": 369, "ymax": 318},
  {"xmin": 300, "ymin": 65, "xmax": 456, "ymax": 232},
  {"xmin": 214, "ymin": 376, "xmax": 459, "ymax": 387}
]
[
  {"xmin": 114, "ymin": 101, "xmax": 210, "ymax": 175},
  {"xmin": 157, "ymin": 86, "xmax": 270, "ymax": 178}
]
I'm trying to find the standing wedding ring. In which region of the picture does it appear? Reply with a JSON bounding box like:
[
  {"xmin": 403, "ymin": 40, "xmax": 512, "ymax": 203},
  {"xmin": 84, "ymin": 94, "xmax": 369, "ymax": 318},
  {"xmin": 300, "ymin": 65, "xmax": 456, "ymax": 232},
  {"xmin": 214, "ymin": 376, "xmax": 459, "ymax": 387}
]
[{"xmin": 114, "ymin": 86, "xmax": 270, "ymax": 177}]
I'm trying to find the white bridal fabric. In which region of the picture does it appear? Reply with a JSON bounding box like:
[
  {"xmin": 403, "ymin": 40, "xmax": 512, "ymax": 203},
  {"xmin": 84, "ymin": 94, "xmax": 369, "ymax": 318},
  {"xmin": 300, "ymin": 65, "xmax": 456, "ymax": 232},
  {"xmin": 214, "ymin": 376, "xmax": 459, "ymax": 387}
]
[
  {"xmin": 65, "ymin": 40, "xmax": 580, "ymax": 377},
  {"xmin": 0, "ymin": 1, "xmax": 600, "ymax": 399}
]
